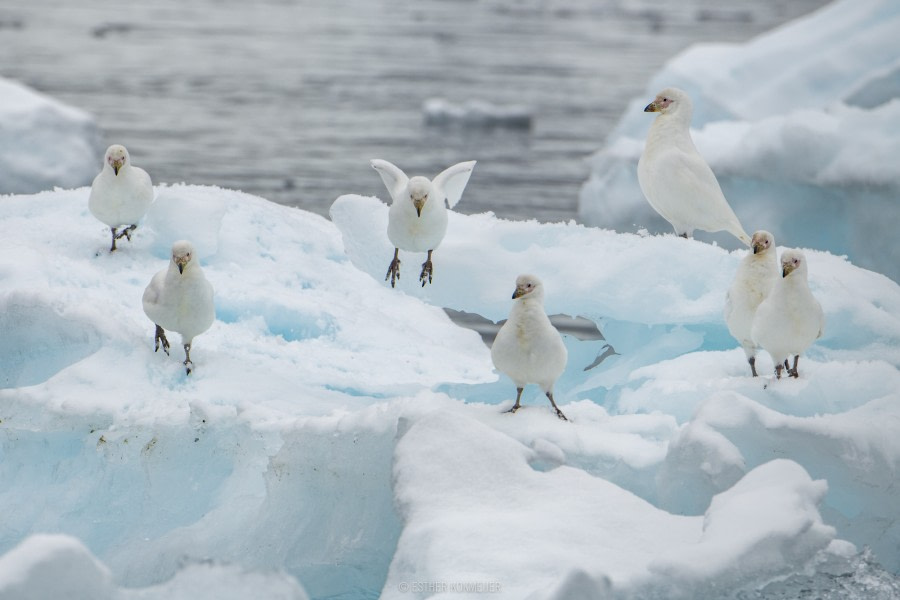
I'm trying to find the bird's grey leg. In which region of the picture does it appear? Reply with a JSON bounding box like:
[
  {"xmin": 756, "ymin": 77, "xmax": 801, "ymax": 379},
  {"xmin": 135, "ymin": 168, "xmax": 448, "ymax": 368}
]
[
  {"xmin": 183, "ymin": 343, "xmax": 193, "ymax": 375},
  {"xmin": 419, "ymin": 249, "xmax": 434, "ymax": 287},
  {"xmin": 385, "ymin": 248, "xmax": 401, "ymax": 288},
  {"xmin": 154, "ymin": 325, "xmax": 170, "ymax": 355},
  {"xmin": 505, "ymin": 388, "xmax": 524, "ymax": 414},
  {"xmin": 546, "ymin": 392, "xmax": 568, "ymax": 421},
  {"xmin": 109, "ymin": 227, "xmax": 119, "ymax": 252},
  {"xmin": 116, "ymin": 224, "xmax": 137, "ymax": 242},
  {"xmin": 749, "ymin": 356, "xmax": 758, "ymax": 377},
  {"xmin": 775, "ymin": 363, "xmax": 783, "ymax": 379},
  {"xmin": 789, "ymin": 355, "xmax": 799, "ymax": 378}
]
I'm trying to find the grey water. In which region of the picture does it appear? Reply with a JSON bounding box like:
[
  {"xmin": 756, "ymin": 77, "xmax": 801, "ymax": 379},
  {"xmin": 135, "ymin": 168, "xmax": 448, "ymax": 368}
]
[{"xmin": 1, "ymin": 0, "xmax": 826, "ymax": 222}]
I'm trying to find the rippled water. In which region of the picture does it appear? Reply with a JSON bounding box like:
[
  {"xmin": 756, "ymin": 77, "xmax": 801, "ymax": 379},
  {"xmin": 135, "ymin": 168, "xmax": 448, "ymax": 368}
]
[{"xmin": 2, "ymin": 0, "xmax": 826, "ymax": 221}]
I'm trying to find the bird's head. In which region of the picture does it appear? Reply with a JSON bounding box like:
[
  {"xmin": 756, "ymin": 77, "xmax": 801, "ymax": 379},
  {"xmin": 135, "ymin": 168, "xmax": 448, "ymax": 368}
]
[
  {"xmin": 105, "ymin": 144, "xmax": 129, "ymax": 176},
  {"xmin": 643, "ymin": 87, "xmax": 689, "ymax": 116},
  {"xmin": 751, "ymin": 230, "xmax": 775, "ymax": 255},
  {"xmin": 171, "ymin": 240, "xmax": 195, "ymax": 275},
  {"xmin": 511, "ymin": 274, "xmax": 544, "ymax": 301},
  {"xmin": 407, "ymin": 177, "xmax": 432, "ymax": 217},
  {"xmin": 780, "ymin": 249, "xmax": 806, "ymax": 278}
]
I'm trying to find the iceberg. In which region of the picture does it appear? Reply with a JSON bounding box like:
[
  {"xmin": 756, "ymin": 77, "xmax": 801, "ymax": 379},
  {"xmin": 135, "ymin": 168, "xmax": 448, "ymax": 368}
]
[
  {"xmin": 0, "ymin": 77, "xmax": 102, "ymax": 195},
  {"xmin": 578, "ymin": 0, "xmax": 900, "ymax": 282}
]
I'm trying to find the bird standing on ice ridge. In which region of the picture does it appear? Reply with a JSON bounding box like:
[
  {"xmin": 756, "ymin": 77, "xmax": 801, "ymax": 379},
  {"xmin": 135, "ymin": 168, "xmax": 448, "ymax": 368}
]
[
  {"xmin": 637, "ymin": 87, "xmax": 751, "ymax": 246},
  {"xmin": 88, "ymin": 144, "xmax": 154, "ymax": 252},
  {"xmin": 751, "ymin": 249, "xmax": 824, "ymax": 379},
  {"xmin": 142, "ymin": 241, "xmax": 215, "ymax": 375},
  {"xmin": 371, "ymin": 159, "xmax": 476, "ymax": 287},
  {"xmin": 725, "ymin": 230, "xmax": 779, "ymax": 376},
  {"xmin": 491, "ymin": 275, "xmax": 568, "ymax": 420}
]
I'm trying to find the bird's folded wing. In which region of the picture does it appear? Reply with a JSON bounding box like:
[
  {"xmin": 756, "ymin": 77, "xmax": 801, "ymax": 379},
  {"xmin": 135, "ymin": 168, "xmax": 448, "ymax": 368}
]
[
  {"xmin": 433, "ymin": 160, "xmax": 476, "ymax": 209},
  {"xmin": 370, "ymin": 159, "xmax": 409, "ymax": 204},
  {"xmin": 656, "ymin": 149, "xmax": 724, "ymax": 201}
]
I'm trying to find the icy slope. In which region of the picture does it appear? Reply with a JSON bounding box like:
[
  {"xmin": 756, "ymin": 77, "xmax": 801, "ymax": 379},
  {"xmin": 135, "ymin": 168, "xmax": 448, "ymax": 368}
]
[
  {"xmin": 1, "ymin": 187, "xmax": 899, "ymax": 598},
  {"xmin": 0, "ymin": 76, "xmax": 102, "ymax": 194},
  {"xmin": 578, "ymin": 0, "xmax": 900, "ymax": 282}
]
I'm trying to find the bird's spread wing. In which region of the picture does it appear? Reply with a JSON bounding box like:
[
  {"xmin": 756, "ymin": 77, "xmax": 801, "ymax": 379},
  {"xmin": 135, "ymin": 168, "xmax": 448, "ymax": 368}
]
[
  {"xmin": 433, "ymin": 160, "xmax": 476, "ymax": 209},
  {"xmin": 370, "ymin": 159, "xmax": 409, "ymax": 204}
]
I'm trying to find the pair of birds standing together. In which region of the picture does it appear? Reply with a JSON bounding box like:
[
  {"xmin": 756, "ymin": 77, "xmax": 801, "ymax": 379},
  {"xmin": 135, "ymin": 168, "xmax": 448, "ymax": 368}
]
[
  {"xmin": 88, "ymin": 145, "xmax": 214, "ymax": 374},
  {"xmin": 638, "ymin": 87, "xmax": 824, "ymax": 380}
]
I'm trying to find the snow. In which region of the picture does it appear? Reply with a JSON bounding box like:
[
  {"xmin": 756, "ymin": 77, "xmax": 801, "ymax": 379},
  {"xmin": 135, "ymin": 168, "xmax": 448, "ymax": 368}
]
[
  {"xmin": 0, "ymin": 534, "xmax": 308, "ymax": 600},
  {"xmin": 2, "ymin": 181, "xmax": 899, "ymax": 598},
  {"xmin": 578, "ymin": 0, "xmax": 900, "ymax": 282},
  {"xmin": 0, "ymin": 77, "xmax": 102, "ymax": 195}
]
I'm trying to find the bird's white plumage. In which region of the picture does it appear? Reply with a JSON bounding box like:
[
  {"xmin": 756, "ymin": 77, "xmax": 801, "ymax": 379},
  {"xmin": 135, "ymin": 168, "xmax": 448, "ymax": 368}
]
[
  {"xmin": 637, "ymin": 87, "xmax": 751, "ymax": 246},
  {"xmin": 88, "ymin": 144, "xmax": 154, "ymax": 228},
  {"xmin": 491, "ymin": 275, "xmax": 567, "ymax": 393},
  {"xmin": 751, "ymin": 249, "xmax": 824, "ymax": 373},
  {"xmin": 725, "ymin": 231, "xmax": 779, "ymax": 368},
  {"xmin": 372, "ymin": 159, "xmax": 475, "ymax": 253},
  {"xmin": 142, "ymin": 241, "xmax": 215, "ymax": 346}
]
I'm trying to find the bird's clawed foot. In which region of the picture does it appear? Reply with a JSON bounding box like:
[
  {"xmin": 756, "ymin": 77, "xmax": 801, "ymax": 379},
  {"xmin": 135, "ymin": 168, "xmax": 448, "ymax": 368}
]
[
  {"xmin": 546, "ymin": 392, "xmax": 568, "ymax": 421},
  {"xmin": 787, "ymin": 356, "xmax": 799, "ymax": 378},
  {"xmin": 419, "ymin": 260, "xmax": 433, "ymax": 287},
  {"xmin": 385, "ymin": 249, "xmax": 401, "ymax": 288},
  {"xmin": 183, "ymin": 343, "xmax": 193, "ymax": 375},
  {"xmin": 505, "ymin": 388, "xmax": 524, "ymax": 414},
  {"xmin": 154, "ymin": 325, "xmax": 170, "ymax": 355},
  {"xmin": 109, "ymin": 225, "xmax": 137, "ymax": 252},
  {"xmin": 419, "ymin": 250, "xmax": 435, "ymax": 287}
]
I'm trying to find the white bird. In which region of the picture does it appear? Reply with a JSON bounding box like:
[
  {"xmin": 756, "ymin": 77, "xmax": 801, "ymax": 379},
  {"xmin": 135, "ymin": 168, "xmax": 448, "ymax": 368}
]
[
  {"xmin": 725, "ymin": 230, "xmax": 779, "ymax": 376},
  {"xmin": 142, "ymin": 241, "xmax": 215, "ymax": 375},
  {"xmin": 491, "ymin": 274, "xmax": 568, "ymax": 420},
  {"xmin": 751, "ymin": 249, "xmax": 824, "ymax": 379},
  {"xmin": 88, "ymin": 144, "xmax": 154, "ymax": 252},
  {"xmin": 371, "ymin": 159, "xmax": 476, "ymax": 287},
  {"xmin": 637, "ymin": 87, "xmax": 751, "ymax": 246}
]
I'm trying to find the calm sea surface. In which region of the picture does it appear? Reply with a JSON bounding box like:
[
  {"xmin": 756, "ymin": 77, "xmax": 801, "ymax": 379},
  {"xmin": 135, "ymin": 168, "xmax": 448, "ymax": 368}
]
[{"xmin": 1, "ymin": 0, "xmax": 825, "ymax": 221}]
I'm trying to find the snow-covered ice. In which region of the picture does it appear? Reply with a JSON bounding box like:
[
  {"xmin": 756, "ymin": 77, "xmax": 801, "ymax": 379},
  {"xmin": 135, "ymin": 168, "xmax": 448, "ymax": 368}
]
[
  {"xmin": 0, "ymin": 76, "xmax": 102, "ymax": 195},
  {"xmin": 579, "ymin": 0, "xmax": 900, "ymax": 282},
  {"xmin": 2, "ymin": 180, "xmax": 898, "ymax": 598}
]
